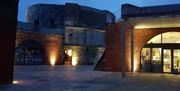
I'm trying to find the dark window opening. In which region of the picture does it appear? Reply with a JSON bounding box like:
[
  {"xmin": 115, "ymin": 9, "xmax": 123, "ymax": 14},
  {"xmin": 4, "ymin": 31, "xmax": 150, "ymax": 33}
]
[
  {"xmin": 69, "ymin": 33, "xmax": 73, "ymax": 37},
  {"xmin": 34, "ymin": 19, "xmax": 40, "ymax": 26},
  {"xmin": 49, "ymin": 18, "xmax": 55, "ymax": 27}
]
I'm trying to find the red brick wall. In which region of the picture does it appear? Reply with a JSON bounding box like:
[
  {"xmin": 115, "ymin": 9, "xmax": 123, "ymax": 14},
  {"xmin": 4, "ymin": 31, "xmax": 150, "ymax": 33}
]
[
  {"xmin": 104, "ymin": 23, "xmax": 132, "ymax": 72},
  {"xmin": 16, "ymin": 31, "xmax": 63, "ymax": 65},
  {"xmin": 104, "ymin": 24, "xmax": 122, "ymax": 71},
  {"xmin": 104, "ymin": 22, "xmax": 180, "ymax": 72}
]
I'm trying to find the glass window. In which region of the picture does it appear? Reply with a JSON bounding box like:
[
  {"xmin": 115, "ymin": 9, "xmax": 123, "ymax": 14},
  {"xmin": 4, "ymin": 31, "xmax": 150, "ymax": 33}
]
[
  {"xmin": 141, "ymin": 48, "xmax": 151, "ymax": 72},
  {"xmin": 151, "ymin": 48, "xmax": 162, "ymax": 72},
  {"xmin": 173, "ymin": 50, "xmax": 180, "ymax": 73},
  {"xmin": 163, "ymin": 49, "xmax": 172, "ymax": 73},
  {"xmin": 147, "ymin": 32, "xmax": 180, "ymax": 44},
  {"xmin": 147, "ymin": 34, "xmax": 162, "ymax": 43}
]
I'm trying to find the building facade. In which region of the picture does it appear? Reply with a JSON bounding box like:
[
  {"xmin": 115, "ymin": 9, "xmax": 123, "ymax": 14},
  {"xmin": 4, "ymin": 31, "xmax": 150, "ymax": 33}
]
[
  {"xmin": 16, "ymin": 22, "xmax": 63, "ymax": 65},
  {"xmin": 16, "ymin": 3, "xmax": 115, "ymax": 65},
  {"xmin": 101, "ymin": 4, "xmax": 180, "ymax": 74}
]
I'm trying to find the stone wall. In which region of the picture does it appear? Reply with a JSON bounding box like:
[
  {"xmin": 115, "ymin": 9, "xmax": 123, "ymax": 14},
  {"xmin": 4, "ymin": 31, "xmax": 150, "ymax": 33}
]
[
  {"xmin": 64, "ymin": 46, "xmax": 103, "ymax": 65},
  {"xmin": 27, "ymin": 3, "xmax": 115, "ymax": 29},
  {"xmin": 65, "ymin": 27, "xmax": 105, "ymax": 46}
]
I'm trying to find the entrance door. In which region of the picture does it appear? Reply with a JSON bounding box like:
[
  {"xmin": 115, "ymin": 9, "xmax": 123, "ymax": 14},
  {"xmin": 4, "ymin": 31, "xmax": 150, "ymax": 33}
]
[
  {"xmin": 173, "ymin": 49, "xmax": 180, "ymax": 73},
  {"xmin": 64, "ymin": 49, "xmax": 72, "ymax": 65},
  {"xmin": 163, "ymin": 49, "xmax": 180, "ymax": 73},
  {"xmin": 163, "ymin": 49, "xmax": 172, "ymax": 73}
]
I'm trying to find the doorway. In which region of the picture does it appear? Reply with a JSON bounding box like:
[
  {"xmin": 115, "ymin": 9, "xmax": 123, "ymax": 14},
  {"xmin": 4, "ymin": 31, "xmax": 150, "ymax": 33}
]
[
  {"xmin": 141, "ymin": 32, "xmax": 180, "ymax": 74},
  {"xmin": 141, "ymin": 47, "xmax": 180, "ymax": 74},
  {"xmin": 64, "ymin": 49, "xmax": 72, "ymax": 65},
  {"xmin": 163, "ymin": 49, "xmax": 180, "ymax": 73}
]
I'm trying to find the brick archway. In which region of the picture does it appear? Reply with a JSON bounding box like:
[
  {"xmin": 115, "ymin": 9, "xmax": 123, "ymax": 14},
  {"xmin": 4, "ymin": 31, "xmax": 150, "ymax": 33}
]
[
  {"xmin": 16, "ymin": 31, "xmax": 63, "ymax": 65},
  {"xmin": 104, "ymin": 25, "xmax": 180, "ymax": 72},
  {"xmin": 134, "ymin": 27, "xmax": 180, "ymax": 72},
  {"xmin": 16, "ymin": 39, "xmax": 46, "ymax": 65}
]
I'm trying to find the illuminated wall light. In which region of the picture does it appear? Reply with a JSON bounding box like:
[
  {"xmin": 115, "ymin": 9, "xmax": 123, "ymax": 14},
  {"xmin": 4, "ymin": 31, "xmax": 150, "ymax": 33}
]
[
  {"xmin": 72, "ymin": 57, "xmax": 78, "ymax": 66},
  {"xmin": 134, "ymin": 24, "xmax": 155, "ymax": 29},
  {"xmin": 135, "ymin": 25, "xmax": 148, "ymax": 29}
]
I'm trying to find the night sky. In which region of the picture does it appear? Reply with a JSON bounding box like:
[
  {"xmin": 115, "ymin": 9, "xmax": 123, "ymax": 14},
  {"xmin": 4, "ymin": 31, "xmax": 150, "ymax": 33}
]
[{"xmin": 18, "ymin": 0, "xmax": 180, "ymax": 21}]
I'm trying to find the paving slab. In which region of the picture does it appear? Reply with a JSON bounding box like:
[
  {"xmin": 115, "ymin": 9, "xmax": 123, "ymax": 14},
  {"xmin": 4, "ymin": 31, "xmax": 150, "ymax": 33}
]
[{"xmin": 0, "ymin": 65, "xmax": 180, "ymax": 91}]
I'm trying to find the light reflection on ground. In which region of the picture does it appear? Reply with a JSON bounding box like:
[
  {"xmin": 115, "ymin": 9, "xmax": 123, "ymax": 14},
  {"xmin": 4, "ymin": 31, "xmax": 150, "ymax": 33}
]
[{"xmin": 0, "ymin": 65, "xmax": 180, "ymax": 91}]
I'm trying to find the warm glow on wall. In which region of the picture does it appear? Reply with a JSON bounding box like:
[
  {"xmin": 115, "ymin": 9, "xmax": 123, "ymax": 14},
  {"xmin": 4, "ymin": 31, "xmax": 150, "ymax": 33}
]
[
  {"xmin": 50, "ymin": 56, "xmax": 56, "ymax": 66},
  {"xmin": 50, "ymin": 52, "xmax": 56, "ymax": 66},
  {"xmin": 72, "ymin": 57, "xmax": 78, "ymax": 66},
  {"xmin": 134, "ymin": 25, "xmax": 150, "ymax": 29},
  {"xmin": 133, "ymin": 56, "xmax": 138, "ymax": 72}
]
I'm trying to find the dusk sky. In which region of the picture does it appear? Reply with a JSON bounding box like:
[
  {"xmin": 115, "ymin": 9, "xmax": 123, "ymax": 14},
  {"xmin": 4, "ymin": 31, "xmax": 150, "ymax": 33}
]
[{"xmin": 18, "ymin": 0, "xmax": 180, "ymax": 21}]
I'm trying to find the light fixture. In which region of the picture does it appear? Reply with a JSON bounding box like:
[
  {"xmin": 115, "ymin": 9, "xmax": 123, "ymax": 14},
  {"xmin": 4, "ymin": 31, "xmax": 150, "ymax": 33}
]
[
  {"xmin": 13, "ymin": 80, "xmax": 18, "ymax": 84},
  {"xmin": 67, "ymin": 49, "xmax": 72, "ymax": 56},
  {"xmin": 50, "ymin": 55, "xmax": 56, "ymax": 66}
]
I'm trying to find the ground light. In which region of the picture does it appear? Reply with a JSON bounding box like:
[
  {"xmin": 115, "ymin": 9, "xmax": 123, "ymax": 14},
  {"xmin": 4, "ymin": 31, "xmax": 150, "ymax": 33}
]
[
  {"xmin": 133, "ymin": 57, "xmax": 138, "ymax": 72},
  {"xmin": 13, "ymin": 80, "xmax": 18, "ymax": 84},
  {"xmin": 50, "ymin": 55, "xmax": 56, "ymax": 66}
]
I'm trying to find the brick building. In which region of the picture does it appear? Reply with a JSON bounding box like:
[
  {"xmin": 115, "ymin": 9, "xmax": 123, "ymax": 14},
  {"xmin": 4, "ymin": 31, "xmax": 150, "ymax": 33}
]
[{"xmin": 101, "ymin": 4, "xmax": 180, "ymax": 74}]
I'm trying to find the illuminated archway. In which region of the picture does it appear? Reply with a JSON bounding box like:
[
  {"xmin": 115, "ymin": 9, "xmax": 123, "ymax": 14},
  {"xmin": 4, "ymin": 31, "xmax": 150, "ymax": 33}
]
[
  {"xmin": 141, "ymin": 32, "xmax": 180, "ymax": 73},
  {"xmin": 147, "ymin": 32, "xmax": 180, "ymax": 44}
]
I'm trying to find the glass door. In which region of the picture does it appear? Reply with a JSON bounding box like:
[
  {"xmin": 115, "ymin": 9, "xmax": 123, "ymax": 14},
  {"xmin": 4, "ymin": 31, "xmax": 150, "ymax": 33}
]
[
  {"xmin": 163, "ymin": 49, "xmax": 172, "ymax": 73},
  {"xmin": 151, "ymin": 48, "xmax": 162, "ymax": 72},
  {"xmin": 173, "ymin": 49, "xmax": 180, "ymax": 73}
]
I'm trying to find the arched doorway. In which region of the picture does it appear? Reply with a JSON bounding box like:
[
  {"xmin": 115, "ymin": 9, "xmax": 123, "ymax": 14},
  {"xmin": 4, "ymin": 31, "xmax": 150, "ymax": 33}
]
[
  {"xmin": 15, "ymin": 40, "xmax": 45, "ymax": 65},
  {"xmin": 141, "ymin": 32, "xmax": 180, "ymax": 73}
]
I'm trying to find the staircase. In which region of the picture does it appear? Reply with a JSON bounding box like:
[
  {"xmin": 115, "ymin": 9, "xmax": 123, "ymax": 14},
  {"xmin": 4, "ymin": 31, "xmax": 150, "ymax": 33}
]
[{"xmin": 93, "ymin": 48, "xmax": 105, "ymax": 70}]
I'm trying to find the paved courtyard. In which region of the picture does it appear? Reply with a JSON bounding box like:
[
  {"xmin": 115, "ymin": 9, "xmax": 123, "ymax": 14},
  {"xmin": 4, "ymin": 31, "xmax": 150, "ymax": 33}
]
[{"xmin": 0, "ymin": 65, "xmax": 180, "ymax": 91}]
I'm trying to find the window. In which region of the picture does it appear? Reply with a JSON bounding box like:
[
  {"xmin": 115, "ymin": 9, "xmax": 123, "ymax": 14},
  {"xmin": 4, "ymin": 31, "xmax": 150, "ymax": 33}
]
[
  {"xmin": 49, "ymin": 18, "xmax": 55, "ymax": 27},
  {"xmin": 69, "ymin": 33, "xmax": 73, "ymax": 37},
  {"xmin": 148, "ymin": 32, "xmax": 180, "ymax": 43},
  {"xmin": 34, "ymin": 19, "xmax": 39, "ymax": 26}
]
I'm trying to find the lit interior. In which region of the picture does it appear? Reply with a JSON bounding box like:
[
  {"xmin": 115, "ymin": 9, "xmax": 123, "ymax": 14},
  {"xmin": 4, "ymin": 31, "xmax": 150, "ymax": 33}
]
[
  {"xmin": 65, "ymin": 49, "xmax": 78, "ymax": 66},
  {"xmin": 141, "ymin": 32, "xmax": 180, "ymax": 73},
  {"xmin": 65, "ymin": 49, "xmax": 72, "ymax": 56},
  {"xmin": 147, "ymin": 32, "xmax": 180, "ymax": 43}
]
